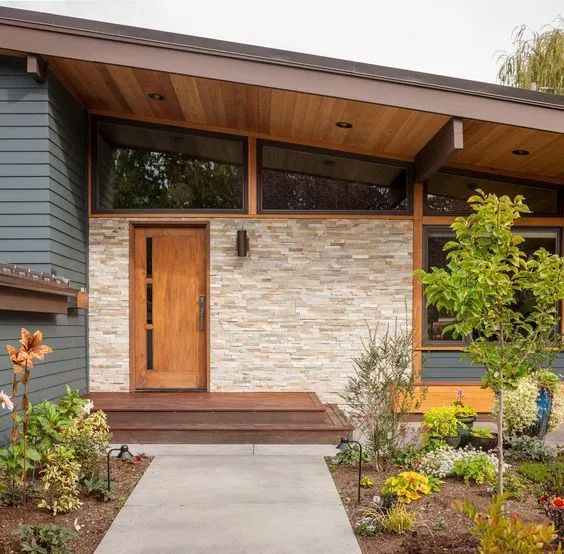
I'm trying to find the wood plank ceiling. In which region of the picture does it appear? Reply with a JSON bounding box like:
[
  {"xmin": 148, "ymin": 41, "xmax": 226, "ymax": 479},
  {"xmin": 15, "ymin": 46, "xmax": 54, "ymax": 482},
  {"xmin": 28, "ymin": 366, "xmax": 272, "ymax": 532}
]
[{"xmin": 47, "ymin": 57, "xmax": 564, "ymax": 182}]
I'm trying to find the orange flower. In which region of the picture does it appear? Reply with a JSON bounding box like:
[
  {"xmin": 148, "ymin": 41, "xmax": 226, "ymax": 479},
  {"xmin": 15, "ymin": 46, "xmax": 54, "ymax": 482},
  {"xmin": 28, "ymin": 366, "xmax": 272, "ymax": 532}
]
[
  {"xmin": 6, "ymin": 328, "xmax": 53, "ymax": 373},
  {"xmin": 19, "ymin": 329, "xmax": 53, "ymax": 361},
  {"xmin": 551, "ymin": 497, "xmax": 564, "ymax": 509}
]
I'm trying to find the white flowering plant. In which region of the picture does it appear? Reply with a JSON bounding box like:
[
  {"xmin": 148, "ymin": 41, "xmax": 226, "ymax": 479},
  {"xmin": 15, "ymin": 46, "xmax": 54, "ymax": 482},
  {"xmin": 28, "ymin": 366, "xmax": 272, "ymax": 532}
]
[{"xmin": 418, "ymin": 446, "xmax": 505, "ymax": 484}]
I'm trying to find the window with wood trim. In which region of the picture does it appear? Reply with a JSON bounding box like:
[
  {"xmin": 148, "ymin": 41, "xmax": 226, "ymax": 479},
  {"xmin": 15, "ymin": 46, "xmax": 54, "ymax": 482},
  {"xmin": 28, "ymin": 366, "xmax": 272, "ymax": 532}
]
[
  {"xmin": 425, "ymin": 171, "xmax": 561, "ymax": 216},
  {"xmin": 93, "ymin": 119, "xmax": 247, "ymax": 212},
  {"xmin": 258, "ymin": 142, "xmax": 411, "ymax": 213},
  {"xmin": 423, "ymin": 227, "xmax": 561, "ymax": 345}
]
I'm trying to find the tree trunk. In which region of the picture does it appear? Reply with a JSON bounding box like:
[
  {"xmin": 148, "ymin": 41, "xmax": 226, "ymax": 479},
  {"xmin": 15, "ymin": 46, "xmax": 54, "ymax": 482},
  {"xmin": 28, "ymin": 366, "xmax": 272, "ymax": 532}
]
[{"xmin": 496, "ymin": 389, "xmax": 504, "ymax": 496}]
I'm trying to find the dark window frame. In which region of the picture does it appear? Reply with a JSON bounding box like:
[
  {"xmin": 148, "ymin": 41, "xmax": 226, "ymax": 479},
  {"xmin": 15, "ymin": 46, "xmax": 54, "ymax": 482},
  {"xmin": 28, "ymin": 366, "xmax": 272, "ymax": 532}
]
[
  {"xmin": 257, "ymin": 140, "xmax": 413, "ymax": 215},
  {"xmin": 424, "ymin": 168, "xmax": 563, "ymax": 217},
  {"xmin": 421, "ymin": 225, "xmax": 562, "ymax": 346},
  {"xmin": 91, "ymin": 116, "xmax": 249, "ymax": 214}
]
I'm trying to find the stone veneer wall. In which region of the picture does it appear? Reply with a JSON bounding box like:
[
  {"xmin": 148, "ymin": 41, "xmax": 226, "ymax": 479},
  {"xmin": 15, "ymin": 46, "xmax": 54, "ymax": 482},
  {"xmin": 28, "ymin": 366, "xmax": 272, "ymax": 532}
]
[{"xmin": 89, "ymin": 218, "xmax": 413, "ymax": 402}]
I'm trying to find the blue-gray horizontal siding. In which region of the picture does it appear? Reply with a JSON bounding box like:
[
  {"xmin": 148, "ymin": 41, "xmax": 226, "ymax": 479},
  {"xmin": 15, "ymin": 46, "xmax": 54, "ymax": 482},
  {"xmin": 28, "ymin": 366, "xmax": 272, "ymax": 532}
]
[
  {"xmin": 0, "ymin": 55, "xmax": 87, "ymax": 445},
  {"xmin": 422, "ymin": 351, "xmax": 564, "ymax": 381}
]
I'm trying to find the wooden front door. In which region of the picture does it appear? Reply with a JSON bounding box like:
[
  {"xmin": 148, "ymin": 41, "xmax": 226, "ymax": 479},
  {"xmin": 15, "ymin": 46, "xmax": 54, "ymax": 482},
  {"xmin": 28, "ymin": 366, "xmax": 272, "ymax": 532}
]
[{"xmin": 132, "ymin": 226, "xmax": 208, "ymax": 390}]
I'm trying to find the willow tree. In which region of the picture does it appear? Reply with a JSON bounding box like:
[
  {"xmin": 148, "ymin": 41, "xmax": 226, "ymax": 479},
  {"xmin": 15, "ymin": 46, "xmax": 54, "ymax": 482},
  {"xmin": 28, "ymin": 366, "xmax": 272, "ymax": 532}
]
[{"xmin": 497, "ymin": 18, "xmax": 564, "ymax": 95}]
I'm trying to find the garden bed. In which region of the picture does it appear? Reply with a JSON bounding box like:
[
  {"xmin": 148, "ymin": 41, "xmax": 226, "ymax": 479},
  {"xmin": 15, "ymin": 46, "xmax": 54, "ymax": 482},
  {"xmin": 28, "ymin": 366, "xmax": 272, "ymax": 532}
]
[
  {"xmin": 0, "ymin": 455, "xmax": 151, "ymax": 554},
  {"xmin": 327, "ymin": 459, "xmax": 547, "ymax": 554}
]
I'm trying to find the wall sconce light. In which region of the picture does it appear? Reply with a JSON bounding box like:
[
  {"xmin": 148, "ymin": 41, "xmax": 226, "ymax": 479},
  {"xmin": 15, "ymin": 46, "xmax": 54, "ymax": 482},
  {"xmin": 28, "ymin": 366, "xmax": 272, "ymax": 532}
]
[{"xmin": 237, "ymin": 229, "xmax": 249, "ymax": 257}]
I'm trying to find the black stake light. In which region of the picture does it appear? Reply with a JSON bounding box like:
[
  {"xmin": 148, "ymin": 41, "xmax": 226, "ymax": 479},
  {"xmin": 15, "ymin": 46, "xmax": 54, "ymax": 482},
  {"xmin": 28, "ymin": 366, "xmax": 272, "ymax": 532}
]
[
  {"xmin": 336, "ymin": 437, "xmax": 363, "ymax": 503},
  {"xmin": 107, "ymin": 445, "xmax": 134, "ymax": 490}
]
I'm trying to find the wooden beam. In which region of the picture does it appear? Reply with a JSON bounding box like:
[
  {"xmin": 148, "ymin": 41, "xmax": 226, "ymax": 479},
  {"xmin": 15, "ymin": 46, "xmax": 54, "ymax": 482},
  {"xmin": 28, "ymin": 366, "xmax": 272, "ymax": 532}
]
[
  {"xmin": 414, "ymin": 118, "xmax": 463, "ymax": 183},
  {"xmin": 26, "ymin": 53, "xmax": 46, "ymax": 82}
]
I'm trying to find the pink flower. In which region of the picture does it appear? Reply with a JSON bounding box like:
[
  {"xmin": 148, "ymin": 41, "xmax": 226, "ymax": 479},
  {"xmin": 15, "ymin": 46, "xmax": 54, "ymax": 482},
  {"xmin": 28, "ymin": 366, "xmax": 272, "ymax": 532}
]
[
  {"xmin": 455, "ymin": 388, "xmax": 464, "ymax": 400},
  {"xmin": 0, "ymin": 390, "xmax": 14, "ymax": 412}
]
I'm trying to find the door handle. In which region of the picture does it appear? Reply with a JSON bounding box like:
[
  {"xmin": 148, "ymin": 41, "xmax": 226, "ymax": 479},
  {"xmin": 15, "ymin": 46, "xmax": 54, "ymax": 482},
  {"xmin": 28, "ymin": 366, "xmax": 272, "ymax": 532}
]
[{"xmin": 199, "ymin": 295, "xmax": 206, "ymax": 332}]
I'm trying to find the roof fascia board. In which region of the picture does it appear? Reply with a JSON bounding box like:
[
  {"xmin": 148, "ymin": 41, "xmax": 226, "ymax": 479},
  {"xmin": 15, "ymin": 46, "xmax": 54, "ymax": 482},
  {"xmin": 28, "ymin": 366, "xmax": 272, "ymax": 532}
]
[{"xmin": 0, "ymin": 17, "xmax": 563, "ymax": 133}]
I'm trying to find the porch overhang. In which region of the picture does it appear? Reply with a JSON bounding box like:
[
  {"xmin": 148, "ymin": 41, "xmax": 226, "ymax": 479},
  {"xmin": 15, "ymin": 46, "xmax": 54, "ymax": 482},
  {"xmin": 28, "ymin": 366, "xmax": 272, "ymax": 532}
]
[{"xmin": 0, "ymin": 6, "xmax": 563, "ymax": 185}]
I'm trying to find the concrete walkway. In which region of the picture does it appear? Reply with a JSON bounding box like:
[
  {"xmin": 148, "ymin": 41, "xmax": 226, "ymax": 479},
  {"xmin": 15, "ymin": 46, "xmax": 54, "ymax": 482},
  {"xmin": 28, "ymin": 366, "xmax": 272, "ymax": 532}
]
[{"xmin": 95, "ymin": 445, "xmax": 360, "ymax": 554}]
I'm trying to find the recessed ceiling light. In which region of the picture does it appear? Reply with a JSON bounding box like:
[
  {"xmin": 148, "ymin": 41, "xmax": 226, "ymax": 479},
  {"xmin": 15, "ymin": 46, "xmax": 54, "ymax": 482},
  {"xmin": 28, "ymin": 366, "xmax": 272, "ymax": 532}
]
[
  {"xmin": 512, "ymin": 149, "xmax": 530, "ymax": 156},
  {"xmin": 335, "ymin": 121, "xmax": 353, "ymax": 129},
  {"xmin": 148, "ymin": 92, "xmax": 166, "ymax": 101}
]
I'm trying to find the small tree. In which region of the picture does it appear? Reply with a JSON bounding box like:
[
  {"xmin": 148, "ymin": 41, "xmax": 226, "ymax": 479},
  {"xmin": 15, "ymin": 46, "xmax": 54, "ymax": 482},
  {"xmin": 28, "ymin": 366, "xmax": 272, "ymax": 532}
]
[
  {"xmin": 342, "ymin": 316, "xmax": 424, "ymax": 469},
  {"xmin": 415, "ymin": 191, "xmax": 564, "ymax": 494}
]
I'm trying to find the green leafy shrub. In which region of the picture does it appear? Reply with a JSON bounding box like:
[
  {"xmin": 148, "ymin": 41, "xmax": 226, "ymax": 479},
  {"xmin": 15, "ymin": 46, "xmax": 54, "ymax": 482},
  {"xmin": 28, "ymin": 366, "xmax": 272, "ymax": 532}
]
[
  {"xmin": 508, "ymin": 435, "xmax": 557, "ymax": 462},
  {"xmin": 451, "ymin": 452, "xmax": 497, "ymax": 485},
  {"xmin": 57, "ymin": 386, "xmax": 89, "ymax": 420},
  {"xmin": 535, "ymin": 369, "xmax": 560, "ymax": 392},
  {"xmin": 82, "ymin": 474, "xmax": 114, "ymax": 502},
  {"xmin": 0, "ymin": 442, "xmax": 41, "ymax": 506},
  {"xmin": 422, "ymin": 406, "xmax": 460, "ymax": 449},
  {"xmin": 499, "ymin": 472, "xmax": 529, "ymax": 500},
  {"xmin": 456, "ymin": 495, "xmax": 557, "ymax": 553},
  {"xmin": 27, "ymin": 400, "xmax": 73, "ymax": 461},
  {"xmin": 37, "ymin": 445, "xmax": 82, "ymax": 515},
  {"xmin": 470, "ymin": 426, "xmax": 494, "ymax": 438},
  {"xmin": 518, "ymin": 461, "xmax": 564, "ymax": 496},
  {"xmin": 381, "ymin": 471, "xmax": 440, "ymax": 504},
  {"xmin": 18, "ymin": 523, "xmax": 76, "ymax": 554},
  {"xmin": 360, "ymin": 475, "xmax": 374, "ymax": 489},
  {"xmin": 331, "ymin": 445, "xmax": 370, "ymax": 466},
  {"xmin": 390, "ymin": 446, "xmax": 420, "ymax": 469},
  {"xmin": 61, "ymin": 410, "xmax": 111, "ymax": 478}
]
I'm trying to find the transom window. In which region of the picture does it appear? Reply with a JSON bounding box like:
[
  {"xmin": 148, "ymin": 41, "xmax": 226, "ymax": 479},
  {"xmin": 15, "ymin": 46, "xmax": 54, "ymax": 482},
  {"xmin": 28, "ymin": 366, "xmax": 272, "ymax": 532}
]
[
  {"xmin": 259, "ymin": 142, "xmax": 411, "ymax": 213},
  {"xmin": 423, "ymin": 227, "xmax": 561, "ymax": 344},
  {"xmin": 94, "ymin": 119, "xmax": 247, "ymax": 212},
  {"xmin": 426, "ymin": 171, "xmax": 561, "ymax": 216}
]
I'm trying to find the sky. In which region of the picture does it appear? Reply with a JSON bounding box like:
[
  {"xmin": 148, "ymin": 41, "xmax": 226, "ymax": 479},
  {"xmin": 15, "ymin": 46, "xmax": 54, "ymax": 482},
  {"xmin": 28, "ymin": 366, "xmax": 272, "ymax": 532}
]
[{"xmin": 0, "ymin": 0, "xmax": 562, "ymax": 84}]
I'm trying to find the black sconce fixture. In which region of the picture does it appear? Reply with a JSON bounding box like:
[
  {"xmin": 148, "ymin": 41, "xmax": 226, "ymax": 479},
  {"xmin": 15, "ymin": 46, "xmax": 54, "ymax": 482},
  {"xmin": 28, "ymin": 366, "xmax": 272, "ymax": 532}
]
[
  {"xmin": 107, "ymin": 445, "xmax": 134, "ymax": 490},
  {"xmin": 237, "ymin": 229, "xmax": 248, "ymax": 257},
  {"xmin": 336, "ymin": 437, "xmax": 363, "ymax": 503}
]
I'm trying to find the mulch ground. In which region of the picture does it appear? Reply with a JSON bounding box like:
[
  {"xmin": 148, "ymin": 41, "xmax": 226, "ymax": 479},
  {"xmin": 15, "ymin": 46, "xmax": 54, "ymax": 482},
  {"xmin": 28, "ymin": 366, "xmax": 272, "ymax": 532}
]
[
  {"xmin": 0, "ymin": 456, "xmax": 152, "ymax": 554},
  {"xmin": 327, "ymin": 459, "xmax": 547, "ymax": 554}
]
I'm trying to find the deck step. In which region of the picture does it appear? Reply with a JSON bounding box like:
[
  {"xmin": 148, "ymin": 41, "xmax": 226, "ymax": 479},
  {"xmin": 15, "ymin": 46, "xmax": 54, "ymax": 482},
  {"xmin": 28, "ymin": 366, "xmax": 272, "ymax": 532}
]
[{"xmin": 86, "ymin": 392, "xmax": 352, "ymax": 444}]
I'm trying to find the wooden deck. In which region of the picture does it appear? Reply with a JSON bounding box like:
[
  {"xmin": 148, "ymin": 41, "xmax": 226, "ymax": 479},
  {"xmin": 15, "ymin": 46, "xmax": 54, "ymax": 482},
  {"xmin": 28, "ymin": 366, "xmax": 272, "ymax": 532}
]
[{"xmin": 86, "ymin": 391, "xmax": 353, "ymax": 444}]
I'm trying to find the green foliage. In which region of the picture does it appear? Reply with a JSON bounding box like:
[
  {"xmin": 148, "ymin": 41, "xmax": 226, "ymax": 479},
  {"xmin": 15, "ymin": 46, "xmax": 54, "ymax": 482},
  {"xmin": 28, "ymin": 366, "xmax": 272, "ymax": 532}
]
[
  {"xmin": 37, "ymin": 445, "xmax": 82, "ymax": 515},
  {"xmin": 452, "ymin": 405, "xmax": 477, "ymax": 418},
  {"xmin": 82, "ymin": 474, "xmax": 114, "ymax": 502},
  {"xmin": 493, "ymin": 376, "xmax": 539, "ymax": 436},
  {"xmin": 508, "ymin": 435, "xmax": 557, "ymax": 462},
  {"xmin": 381, "ymin": 471, "xmax": 440, "ymax": 504},
  {"xmin": 390, "ymin": 446, "xmax": 420, "ymax": 469},
  {"xmin": 494, "ymin": 472, "xmax": 528, "ymax": 500},
  {"xmin": 27, "ymin": 401, "xmax": 73, "ymax": 461},
  {"xmin": 360, "ymin": 475, "xmax": 374, "ymax": 488},
  {"xmin": 456, "ymin": 494, "xmax": 557, "ymax": 553},
  {"xmin": 535, "ymin": 369, "xmax": 561, "ymax": 393},
  {"xmin": 331, "ymin": 445, "xmax": 370, "ymax": 466},
  {"xmin": 18, "ymin": 523, "xmax": 76, "ymax": 554},
  {"xmin": 57, "ymin": 386, "xmax": 88, "ymax": 420},
  {"xmin": 451, "ymin": 452, "xmax": 497, "ymax": 485},
  {"xmin": 61, "ymin": 411, "xmax": 111, "ymax": 478},
  {"xmin": 422, "ymin": 406, "xmax": 460, "ymax": 449},
  {"xmin": 518, "ymin": 461, "xmax": 564, "ymax": 496},
  {"xmin": 342, "ymin": 317, "xmax": 423, "ymax": 468},
  {"xmin": 415, "ymin": 190, "xmax": 564, "ymax": 494},
  {"xmin": 380, "ymin": 504, "xmax": 416, "ymax": 534},
  {"xmin": 470, "ymin": 426, "xmax": 494, "ymax": 438},
  {"xmin": 0, "ymin": 442, "xmax": 41, "ymax": 483},
  {"xmin": 497, "ymin": 18, "xmax": 564, "ymax": 95}
]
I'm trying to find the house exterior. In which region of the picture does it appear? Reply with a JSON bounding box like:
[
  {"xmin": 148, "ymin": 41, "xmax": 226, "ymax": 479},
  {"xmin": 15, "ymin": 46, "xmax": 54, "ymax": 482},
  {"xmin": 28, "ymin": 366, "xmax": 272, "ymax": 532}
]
[{"xmin": 0, "ymin": 7, "xmax": 563, "ymax": 443}]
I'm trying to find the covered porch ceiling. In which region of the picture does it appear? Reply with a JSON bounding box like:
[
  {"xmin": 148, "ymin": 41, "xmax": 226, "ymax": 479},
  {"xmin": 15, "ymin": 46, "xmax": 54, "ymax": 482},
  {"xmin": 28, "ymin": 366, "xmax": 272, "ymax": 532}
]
[{"xmin": 1, "ymin": 7, "xmax": 564, "ymax": 184}]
